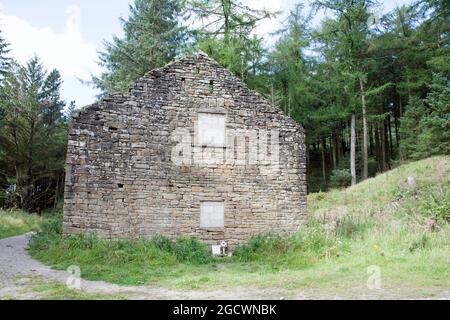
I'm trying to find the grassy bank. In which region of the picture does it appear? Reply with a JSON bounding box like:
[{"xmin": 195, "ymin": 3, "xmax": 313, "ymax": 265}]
[
  {"xmin": 0, "ymin": 209, "xmax": 43, "ymax": 239},
  {"xmin": 29, "ymin": 156, "xmax": 449, "ymax": 292}
]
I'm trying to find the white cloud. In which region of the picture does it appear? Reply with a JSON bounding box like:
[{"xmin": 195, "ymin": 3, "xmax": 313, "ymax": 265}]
[
  {"xmin": 245, "ymin": 0, "xmax": 296, "ymax": 36},
  {"xmin": 0, "ymin": 4, "xmax": 100, "ymax": 81}
]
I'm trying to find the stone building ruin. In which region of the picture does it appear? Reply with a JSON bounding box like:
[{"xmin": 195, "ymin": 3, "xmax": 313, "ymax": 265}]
[{"xmin": 63, "ymin": 53, "xmax": 307, "ymax": 249}]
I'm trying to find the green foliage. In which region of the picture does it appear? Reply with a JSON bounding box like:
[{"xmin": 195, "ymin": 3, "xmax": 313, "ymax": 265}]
[
  {"xmin": 197, "ymin": 35, "xmax": 265, "ymax": 84},
  {"xmin": 234, "ymin": 228, "xmax": 337, "ymax": 269},
  {"xmin": 29, "ymin": 214, "xmax": 214, "ymax": 284},
  {"xmin": 233, "ymin": 234, "xmax": 289, "ymax": 263},
  {"xmin": 400, "ymin": 74, "xmax": 450, "ymax": 160},
  {"xmin": 189, "ymin": 0, "xmax": 276, "ymax": 85},
  {"xmin": 409, "ymin": 234, "xmax": 430, "ymax": 253},
  {"xmin": 171, "ymin": 236, "xmax": 211, "ymax": 264},
  {"xmin": 329, "ymin": 169, "xmax": 352, "ymax": 188},
  {"xmin": 402, "ymin": 183, "xmax": 450, "ymax": 223},
  {"xmin": 268, "ymin": 4, "xmax": 313, "ymax": 123},
  {"xmin": 41, "ymin": 212, "xmax": 63, "ymax": 235},
  {"xmin": 92, "ymin": 0, "xmax": 187, "ymax": 94},
  {"xmin": 0, "ymin": 31, "xmax": 10, "ymax": 79},
  {"xmin": 29, "ymin": 212, "xmax": 211, "ymax": 277},
  {"xmin": 399, "ymin": 97, "xmax": 423, "ymax": 158},
  {"xmin": 0, "ymin": 57, "xmax": 67, "ymax": 212}
]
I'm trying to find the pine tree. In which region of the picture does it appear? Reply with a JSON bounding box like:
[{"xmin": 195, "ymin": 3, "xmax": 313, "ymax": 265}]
[
  {"xmin": 189, "ymin": 0, "xmax": 277, "ymax": 83},
  {"xmin": 399, "ymin": 97, "xmax": 423, "ymax": 159},
  {"xmin": 400, "ymin": 73, "xmax": 450, "ymax": 160},
  {"xmin": 0, "ymin": 57, "xmax": 67, "ymax": 211},
  {"xmin": 269, "ymin": 4, "xmax": 311, "ymax": 118},
  {"xmin": 312, "ymin": 0, "xmax": 373, "ymax": 184},
  {"xmin": 92, "ymin": 0, "xmax": 187, "ymax": 95},
  {"xmin": 0, "ymin": 31, "xmax": 10, "ymax": 80}
]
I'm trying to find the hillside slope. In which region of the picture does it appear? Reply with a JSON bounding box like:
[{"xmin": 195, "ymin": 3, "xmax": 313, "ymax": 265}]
[{"xmin": 309, "ymin": 155, "xmax": 449, "ymax": 230}]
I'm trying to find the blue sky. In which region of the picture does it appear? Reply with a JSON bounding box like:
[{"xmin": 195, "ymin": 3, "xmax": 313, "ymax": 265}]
[
  {"xmin": 0, "ymin": 0, "xmax": 130, "ymax": 107},
  {"xmin": 0, "ymin": 0, "xmax": 414, "ymax": 109}
]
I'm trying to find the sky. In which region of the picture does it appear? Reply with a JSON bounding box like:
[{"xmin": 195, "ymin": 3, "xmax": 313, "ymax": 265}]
[{"xmin": 0, "ymin": 0, "xmax": 415, "ymax": 109}]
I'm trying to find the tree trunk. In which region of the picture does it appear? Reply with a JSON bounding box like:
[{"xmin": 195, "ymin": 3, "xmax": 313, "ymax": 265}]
[
  {"xmin": 271, "ymin": 83, "xmax": 274, "ymax": 105},
  {"xmin": 381, "ymin": 121, "xmax": 387, "ymax": 171},
  {"xmin": 384, "ymin": 118, "xmax": 390, "ymax": 170},
  {"xmin": 321, "ymin": 138, "xmax": 326, "ymax": 183},
  {"xmin": 399, "ymin": 95, "xmax": 403, "ymax": 117},
  {"xmin": 53, "ymin": 175, "xmax": 59, "ymax": 210},
  {"xmin": 394, "ymin": 113, "xmax": 400, "ymax": 148},
  {"xmin": 331, "ymin": 134, "xmax": 336, "ymax": 170},
  {"xmin": 350, "ymin": 114, "xmax": 356, "ymax": 186},
  {"xmin": 388, "ymin": 114, "xmax": 393, "ymax": 156},
  {"xmin": 406, "ymin": 73, "xmax": 412, "ymax": 100},
  {"xmin": 335, "ymin": 131, "xmax": 341, "ymax": 164},
  {"xmin": 23, "ymin": 119, "xmax": 35, "ymax": 212},
  {"xmin": 375, "ymin": 122, "xmax": 381, "ymax": 172},
  {"xmin": 359, "ymin": 77, "xmax": 368, "ymax": 180},
  {"xmin": 369, "ymin": 123, "xmax": 374, "ymax": 156}
]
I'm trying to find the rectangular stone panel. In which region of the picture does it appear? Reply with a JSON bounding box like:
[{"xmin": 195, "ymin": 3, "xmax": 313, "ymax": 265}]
[{"xmin": 200, "ymin": 201, "xmax": 224, "ymax": 228}]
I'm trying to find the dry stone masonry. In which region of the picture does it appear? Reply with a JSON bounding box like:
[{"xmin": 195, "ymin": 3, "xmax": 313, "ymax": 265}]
[{"xmin": 63, "ymin": 53, "xmax": 307, "ymax": 249}]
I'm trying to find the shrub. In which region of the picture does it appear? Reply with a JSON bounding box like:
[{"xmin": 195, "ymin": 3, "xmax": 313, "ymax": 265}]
[
  {"xmin": 329, "ymin": 169, "xmax": 352, "ymax": 189},
  {"xmin": 28, "ymin": 212, "xmax": 63, "ymax": 251},
  {"xmin": 402, "ymin": 183, "xmax": 450, "ymax": 223},
  {"xmin": 171, "ymin": 236, "xmax": 212, "ymax": 264},
  {"xmin": 234, "ymin": 227, "xmax": 337, "ymax": 269},
  {"xmin": 40, "ymin": 212, "xmax": 63, "ymax": 235},
  {"xmin": 151, "ymin": 235, "xmax": 173, "ymax": 251},
  {"xmin": 409, "ymin": 234, "xmax": 430, "ymax": 253},
  {"xmin": 234, "ymin": 234, "xmax": 289, "ymax": 262}
]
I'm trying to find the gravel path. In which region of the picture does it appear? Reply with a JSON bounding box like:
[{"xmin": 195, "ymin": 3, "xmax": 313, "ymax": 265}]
[
  {"xmin": 0, "ymin": 234, "xmax": 70, "ymax": 283},
  {"xmin": 0, "ymin": 234, "xmax": 448, "ymax": 300}
]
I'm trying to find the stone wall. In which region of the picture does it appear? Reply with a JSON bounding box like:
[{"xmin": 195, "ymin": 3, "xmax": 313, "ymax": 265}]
[{"xmin": 63, "ymin": 53, "xmax": 307, "ymax": 249}]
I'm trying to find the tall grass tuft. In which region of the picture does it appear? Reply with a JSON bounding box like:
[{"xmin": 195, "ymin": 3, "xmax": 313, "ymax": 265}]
[
  {"xmin": 233, "ymin": 226, "xmax": 338, "ymax": 270},
  {"xmin": 0, "ymin": 209, "xmax": 43, "ymax": 239}
]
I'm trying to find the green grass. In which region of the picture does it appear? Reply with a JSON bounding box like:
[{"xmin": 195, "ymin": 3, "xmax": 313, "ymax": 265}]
[
  {"xmin": 32, "ymin": 282, "xmax": 126, "ymax": 300},
  {"xmin": 29, "ymin": 156, "xmax": 450, "ymax": 292},
  {"xmin": 10, "ymin": 277, "xmax": 127, "ymax": 300},
  {"xmin": 29, "ymin": 215, "xmax": 215, "ymax": 285},
  {"xmin": 0, "ymin": 209, "xmax": 43, "ymax": 239}
]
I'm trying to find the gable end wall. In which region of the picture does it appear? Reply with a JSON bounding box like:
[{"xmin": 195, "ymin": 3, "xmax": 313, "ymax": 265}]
[{"xmin": 63, "ymin": 54, "xmax": 307, "ymax": 249}]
